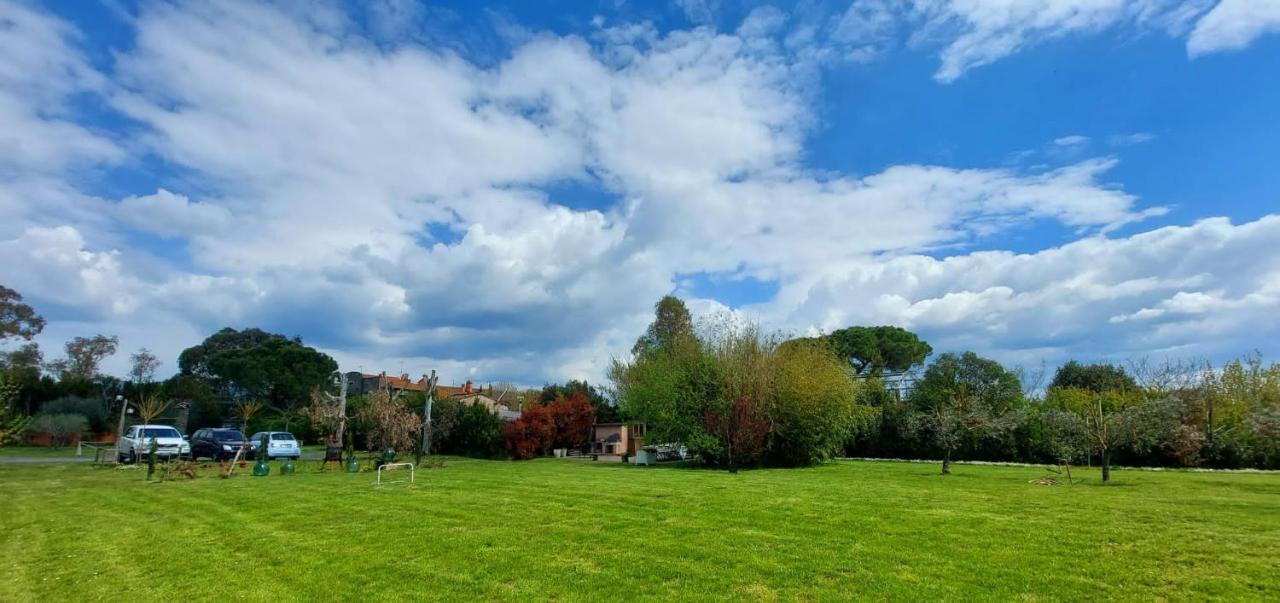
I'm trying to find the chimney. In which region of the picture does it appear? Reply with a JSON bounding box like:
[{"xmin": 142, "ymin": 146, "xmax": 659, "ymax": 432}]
[{"xmin": 464, "ymin": 380, "xmax": 473, "ymax": 394}]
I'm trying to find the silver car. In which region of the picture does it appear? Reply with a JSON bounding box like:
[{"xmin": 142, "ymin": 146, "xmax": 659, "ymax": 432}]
[{"xmin": 248, "ymin": 431, "xmax": 301, "ymax": 460}]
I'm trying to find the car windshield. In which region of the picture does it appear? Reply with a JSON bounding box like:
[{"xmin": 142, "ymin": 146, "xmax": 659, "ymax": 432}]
[
  {"xmin": 141, "ymin": 427, "xmax": 181, "ymax": 438},
  {"xmin": 214, "ymin": 431, "xmax": 245, "ymax": 441},
  {"xmin": 271, "ymin": 433, "xmax": 295, "ymax": 441}
]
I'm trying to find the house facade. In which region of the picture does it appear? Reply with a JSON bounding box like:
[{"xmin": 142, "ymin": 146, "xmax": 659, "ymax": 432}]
[{"xmin": 589, "ymin": 422, "xmax": 646, "ymax": 457}]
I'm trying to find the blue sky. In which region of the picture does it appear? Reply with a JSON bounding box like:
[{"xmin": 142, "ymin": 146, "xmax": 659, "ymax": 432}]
[{"xmin": 2, "ymin": 0, "xmax": 1279, "ymax": 384}]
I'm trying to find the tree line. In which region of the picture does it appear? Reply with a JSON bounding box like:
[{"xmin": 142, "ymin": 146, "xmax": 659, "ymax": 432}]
[
  {"xmin": 1, "ymin": 285, "xmax": 343, "ymax": 445},
  {"xmin": 3, "ymin": 285, "xmax": 1276, "ymax": 475},
  {"xmin": 2, "ymin": 284, "xmax": 620, "ymax": 457},
  {"xmin": 611, "ymin": 296, "xmax": 1280, "ymax": 477}
]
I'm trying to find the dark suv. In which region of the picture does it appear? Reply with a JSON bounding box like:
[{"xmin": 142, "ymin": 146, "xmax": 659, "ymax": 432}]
[{"xmin": 189, "ymin": 428, "xmax": 253, "ymax": 461}]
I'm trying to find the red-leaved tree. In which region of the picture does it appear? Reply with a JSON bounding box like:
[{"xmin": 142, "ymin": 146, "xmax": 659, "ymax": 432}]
[
  {"xmin": 548, "ymin": 392, "xmax": 596, "ymax": 450},
  {"xmin": 503, "ymin": 403, "xmax": 554, "ymax": 460}
]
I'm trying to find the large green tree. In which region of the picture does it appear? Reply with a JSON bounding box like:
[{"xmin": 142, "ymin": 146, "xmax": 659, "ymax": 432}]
[
  {"xmin": 801, "ymin": 326, "xmax": 932, "ymax": 376},
  {"xmin": 612, "ymin": 331, "xmax": 720, "ymax": 459},
  {"xmin": 47, "ymin": 335, "xmax": 119, "ymax": 381},
  {"xmin": 1049, "ymin": 361, "xmax": 1138, "ymax": 393},
  {"xmin": 0, "ymin": 286, "xmax": 45, "ymax": 342},
  {"xmin": 908, "ymin": 352, "xmax": 1023, "ymax": 474},
  {"xmin": 631, "ymin": 295, "xmax": 696, "ymax": 358},
  {"xmin": 178, "ymin": 328, "xmax": 336, "ymax": 409}
]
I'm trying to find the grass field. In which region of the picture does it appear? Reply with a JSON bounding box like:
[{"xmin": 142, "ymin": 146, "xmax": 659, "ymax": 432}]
[
  {"xmin": 0, "ymin": 445, "xmax": 91, "ymax": 457},
  {"xmin": 2, "ymin": 458, "xmax": 1277, "ymax": 601}
]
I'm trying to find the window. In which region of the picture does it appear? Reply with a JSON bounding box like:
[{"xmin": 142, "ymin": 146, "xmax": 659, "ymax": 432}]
[
  {"xmin": 214, "ymin": 430, "xmax": 245, "ymax": 441},
  {"xmin": 271, "ymin": 433, "xmax": 295, "ymax": 441},
  {"xmin": 141, "ymin": 427, "xmax": 181, "ymax": 438}
]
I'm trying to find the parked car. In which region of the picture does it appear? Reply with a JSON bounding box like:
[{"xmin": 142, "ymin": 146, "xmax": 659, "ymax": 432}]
[
  {"xmin": 189, "ymin": 428, "xmax": 252, "ymax": 461},
  {"xmin": 117, "ymin": 424, "xmax": 189, "ymax": 463},
  {"xmin": 248, "ymin": 431, "xmax": 301, "ymax": 460}
]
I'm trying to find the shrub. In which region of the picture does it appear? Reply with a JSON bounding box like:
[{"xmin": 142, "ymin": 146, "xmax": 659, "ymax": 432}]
[
  {"xmin": 768, "ymin": 339, "xmax": 859, "ymax": 466},
  {"xmin": 40, "ymin": 397, "xmax": 108, "ymax": 433},
  {"xmin": 504, "ymin": 403, "xmax": 554, "ymax": 460},
  {"xmin": 448, "ymin": 402, "xmax": 503, "ymax": 458},
  {"xmin": 616, "ymin": 310, "xmax": 869, "ymax": 469},
  {"xmin": 30, "ymin": 413, "xmax": 88, "ymax": 447}
]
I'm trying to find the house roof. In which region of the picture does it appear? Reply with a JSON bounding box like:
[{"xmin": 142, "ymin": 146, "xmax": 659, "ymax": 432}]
[
  {"xmin": 382, "ymin": 375, "xmax": 429, "ymax": 391},
  {"xmin": 354, "ymin": 371, "xmax": 483, "ymax": 397}
]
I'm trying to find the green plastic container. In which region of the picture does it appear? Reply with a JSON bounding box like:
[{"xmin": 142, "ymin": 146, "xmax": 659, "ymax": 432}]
[{"xmin": 252, "ymin": 435, "xmax": 270, "ymax": 476}]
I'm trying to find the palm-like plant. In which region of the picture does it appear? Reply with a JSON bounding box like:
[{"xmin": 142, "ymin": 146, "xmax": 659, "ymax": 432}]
[
  {"xmin": 234, "ymin": 400, "xmax": 265, "ymax": 431},
  {"xmin": 135, "ymin": 394, "xmax": 172, "ymax": 424}
]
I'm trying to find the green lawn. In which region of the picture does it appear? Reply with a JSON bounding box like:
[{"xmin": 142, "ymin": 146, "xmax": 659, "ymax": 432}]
[
  {"xmin": 0, "ymin": 445, "xmax": 89, "ymax": 458},
  {"xmin": 2, "ymin": 459, "xmax": 1277, "ymax": 601}
]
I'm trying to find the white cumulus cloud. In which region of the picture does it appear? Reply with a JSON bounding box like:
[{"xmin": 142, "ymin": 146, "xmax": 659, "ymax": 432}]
[{"xmin": 0, "ymin": 1, "xmax": 1276, "ymax": 383}]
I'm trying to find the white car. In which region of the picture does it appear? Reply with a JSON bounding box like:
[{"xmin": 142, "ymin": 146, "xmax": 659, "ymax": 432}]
[
  {"xmin": 248, "ymin": 431, "xmax": 302, "ymax": 460},
  {"xmin": 117, "ymin": 424, "xmax": 190, "ymax": 463}
]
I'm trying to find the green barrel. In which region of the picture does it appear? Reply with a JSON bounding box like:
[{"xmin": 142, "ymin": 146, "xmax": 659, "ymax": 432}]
[{"xmin": 252, "ymin": 434, "xmax": 270, "ymax": 476}]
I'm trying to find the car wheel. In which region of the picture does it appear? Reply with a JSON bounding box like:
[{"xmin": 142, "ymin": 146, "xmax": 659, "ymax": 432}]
[{"xmin": 117, "ymin": 452, "xmax": 127, "ymax": 464}]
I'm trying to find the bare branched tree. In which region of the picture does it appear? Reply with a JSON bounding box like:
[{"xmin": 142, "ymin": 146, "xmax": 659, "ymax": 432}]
[
  {"xmin": 1127, "ymin": 356, "xmax": 1203, "ymax": 396},
  {"xmin": 129, "ymin": 348, "xmax": 162, "ymax": 385},
  {"xmin": 304, "ymin": 387, "xmax": 345, "ymax": 438},
  {"xmin": 1014, "ymin": 361, "xmax": 1047, "ymax": 400},
  {"xmin": 490, "ymin": 381, "xmax": 520, "ymax": 407},
  {"xmin": 357, "ymin": 385, "xmax": 423, "ymax": 452}
]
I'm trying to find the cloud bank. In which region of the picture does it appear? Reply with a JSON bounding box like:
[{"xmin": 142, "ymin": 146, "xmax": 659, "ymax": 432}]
[{"xmin": 0, "ymin": 0, "xmax": 1277, "ymax": 384}]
